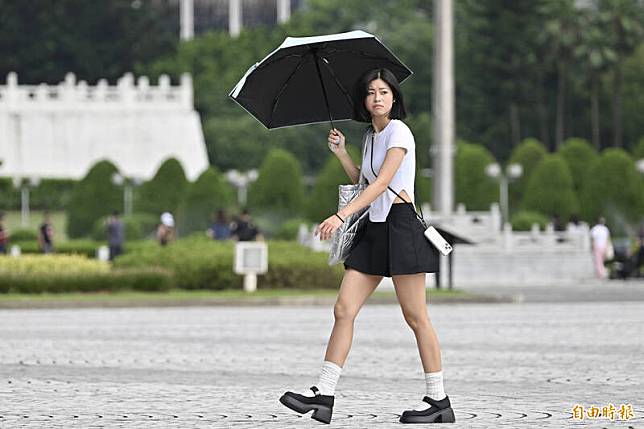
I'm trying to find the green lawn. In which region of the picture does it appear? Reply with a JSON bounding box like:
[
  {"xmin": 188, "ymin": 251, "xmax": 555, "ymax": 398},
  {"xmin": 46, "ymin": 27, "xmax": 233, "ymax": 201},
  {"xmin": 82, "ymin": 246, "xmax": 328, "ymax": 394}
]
[{"xmin": 4, "ymin": 210, "xmax": 68, "ymax": 241}]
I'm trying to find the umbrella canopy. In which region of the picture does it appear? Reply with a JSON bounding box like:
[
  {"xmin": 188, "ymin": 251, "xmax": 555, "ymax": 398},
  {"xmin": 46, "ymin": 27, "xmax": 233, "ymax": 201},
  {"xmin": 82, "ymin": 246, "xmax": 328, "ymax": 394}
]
[{"xmin": 229, "ymin": 30, "xmax": 412, "ymax": 129}]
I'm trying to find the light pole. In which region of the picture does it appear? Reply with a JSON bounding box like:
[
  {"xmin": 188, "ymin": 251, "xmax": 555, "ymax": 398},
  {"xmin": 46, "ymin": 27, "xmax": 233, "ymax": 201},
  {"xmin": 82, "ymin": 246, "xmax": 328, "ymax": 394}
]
[
  {"xmin": 111, "ymin": 173, "xmax": 143, "ymax": 216},
  {"xmin": 225, "ymin": 169, "xmax": 259, "ymax": 206},
  {"xmin": 485, "ymin": 163, "xmax": 523, "ymax": 225},
  {"xmin": 13, "ymin": 176, "xmax": 40, "ymax": 228}
]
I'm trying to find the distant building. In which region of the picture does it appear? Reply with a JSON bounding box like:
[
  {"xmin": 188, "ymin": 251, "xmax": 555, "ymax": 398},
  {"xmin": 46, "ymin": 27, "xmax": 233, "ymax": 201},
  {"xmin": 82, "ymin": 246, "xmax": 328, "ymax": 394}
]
[
  {"xmin": 0, "ymin": 72, "xmax": 209, "ymax": 182},
  {"xmin": 154, "ymin": 0, "xmax": 303, "ymax": 39}
]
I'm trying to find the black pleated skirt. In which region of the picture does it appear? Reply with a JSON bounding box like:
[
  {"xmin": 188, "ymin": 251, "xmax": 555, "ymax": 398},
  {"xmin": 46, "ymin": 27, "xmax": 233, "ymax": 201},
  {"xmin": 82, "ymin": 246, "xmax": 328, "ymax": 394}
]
[{"xmin": 343, "ymin": 203, "xmax": 440, "ymax": 277}]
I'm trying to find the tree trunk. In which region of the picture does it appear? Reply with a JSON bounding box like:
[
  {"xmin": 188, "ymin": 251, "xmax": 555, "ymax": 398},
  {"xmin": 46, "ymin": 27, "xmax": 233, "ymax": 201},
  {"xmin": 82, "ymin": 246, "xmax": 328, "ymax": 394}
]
[
  {"xmin": 591, "ymin": 74, "xmax": 601, "ymax": 150},
  {"xmin": 612, "ymin": 58, "xmax": 623, "ymax": 147},
  {"xmin": 555, "ymin": 60, "xmax": 567, "ymax": 149},
  {"xmin": 537, "ymin": 79, "xmax": 549, "ymax": 148},
  {"xmin": 510, "ymin": 101, "xmax": 521, "ymax": 147}
]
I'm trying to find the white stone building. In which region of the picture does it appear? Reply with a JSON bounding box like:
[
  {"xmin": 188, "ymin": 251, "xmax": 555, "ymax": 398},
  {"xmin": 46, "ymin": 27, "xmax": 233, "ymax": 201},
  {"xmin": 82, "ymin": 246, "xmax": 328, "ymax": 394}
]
[{"xmin": 0, "ymin": 72, "xmax": 209, "ymax": 182}]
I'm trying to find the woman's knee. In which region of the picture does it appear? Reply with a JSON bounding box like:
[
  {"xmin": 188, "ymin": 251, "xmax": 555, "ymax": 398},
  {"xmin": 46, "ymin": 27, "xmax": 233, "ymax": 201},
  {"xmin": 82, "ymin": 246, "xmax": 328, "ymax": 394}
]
[
  {"xmin": 402, "ymin": 310, "xmax": 431, "ymax": 332},
  {"xmin": 334, "ymin": 301, "xmax": 359, "ymax": 323}
]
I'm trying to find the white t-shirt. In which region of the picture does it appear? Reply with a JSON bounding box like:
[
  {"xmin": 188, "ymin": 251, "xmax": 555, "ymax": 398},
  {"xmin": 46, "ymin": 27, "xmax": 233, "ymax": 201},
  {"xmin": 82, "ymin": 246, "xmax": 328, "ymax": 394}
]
[
  {"xmin": 359, "ymin": 119, "xmax": 416, "ymax": 222},
  {"xmin": 590, "ymin": 224, "xmax": 610, "ymax": 247}
]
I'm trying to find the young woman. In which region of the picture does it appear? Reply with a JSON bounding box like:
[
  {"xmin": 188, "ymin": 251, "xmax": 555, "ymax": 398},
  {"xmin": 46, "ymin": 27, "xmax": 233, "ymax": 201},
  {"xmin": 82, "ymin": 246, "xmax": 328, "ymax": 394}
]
[{"xmin": 280, "ymin": 68, "xmax": 455, "ymax": 424}]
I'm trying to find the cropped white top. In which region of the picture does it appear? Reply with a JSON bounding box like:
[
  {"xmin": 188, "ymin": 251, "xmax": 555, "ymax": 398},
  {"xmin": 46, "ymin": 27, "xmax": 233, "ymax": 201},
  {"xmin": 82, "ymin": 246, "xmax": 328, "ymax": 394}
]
[{"xmin": 359, "ymin": 119, "xmax": 416, "ymax": 222}]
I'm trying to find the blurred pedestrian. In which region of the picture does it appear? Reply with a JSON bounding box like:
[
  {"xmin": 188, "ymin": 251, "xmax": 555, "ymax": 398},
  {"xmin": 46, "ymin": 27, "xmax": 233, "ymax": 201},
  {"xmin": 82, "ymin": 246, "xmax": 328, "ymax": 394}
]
[
  {"xmin": 0, "ymin": 211, "xmax": 8, "ymax": 255},
  {"xmin": 38, "ymin": 211, "xmax": 54, "ymax": 254},
  {"xmin": 157, "ymin": 212, "xmax": 176, "ymax": 246},
  {"xmin": 206, "ymin": 209, "xmax": 231, "ymax": 240},
  {"xmin": 635, "ymin": 224, "xmax": 644, "ymax": 277},
  {"xmin": 106, "ymin": 211, "xmax": 125, "ymax": 261},
  {"xmin": 590, "ymin": 216, "xmax": 611, "ymax": 279},
  {"xmin": 230, "ymin": 208, "xmax": 263, "ymax": 242}
]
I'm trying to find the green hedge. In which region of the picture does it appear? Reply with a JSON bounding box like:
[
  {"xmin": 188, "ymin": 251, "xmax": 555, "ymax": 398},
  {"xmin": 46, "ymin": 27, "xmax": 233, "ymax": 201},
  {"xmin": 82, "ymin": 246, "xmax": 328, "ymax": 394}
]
[
  {"xmin": 115, "ymin": 236, "xmax": 343, "ymax": 290},
  {"xmin": 0, "ymin": 267, "xmax": 173, "ymax": 294},
  {"xmin": 511, "ymin": 210, "xmax": 549, "ymax": 231},
  {"xmin": 91, "ymin": 213, "xmax": 159, "ymax": 241},
  {"xmin": 12, "ymin": 239, "xmax": 156, "ymax": 258}
]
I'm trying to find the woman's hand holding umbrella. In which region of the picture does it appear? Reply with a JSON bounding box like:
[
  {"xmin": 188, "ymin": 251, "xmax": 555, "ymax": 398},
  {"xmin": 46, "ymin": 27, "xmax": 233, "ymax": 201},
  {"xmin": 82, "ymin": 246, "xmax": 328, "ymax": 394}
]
[{"xmin": 327, "ymin": 128, "xmax": 346, "ymax": 155}]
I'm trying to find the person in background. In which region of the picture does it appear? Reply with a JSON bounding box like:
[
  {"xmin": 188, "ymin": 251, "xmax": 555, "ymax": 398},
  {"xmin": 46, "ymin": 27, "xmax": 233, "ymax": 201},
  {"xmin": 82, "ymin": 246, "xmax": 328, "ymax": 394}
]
[
  {"xmin": 0, "ymin": 211, "xmax": 8, "ymax": 254},
  {"xmin": 635, "ymin": 224, "xmax": 644, "ymax": 277},
  {"xmin": 157, "ymin": 212, "xmax": 176, "ymax": 246},
  {"xmin": 38, "ymin": 211, "xmax": 54, "ymax": 254},
  {"xmin": 230, "ymin": 209, "xmax": 263, "ymax": 242},
  {"xmin": 590, "ymin": 216, "xmax": 611, "ymax": 280},
  {"xmin": 206, "ymin": 209, "xmax": 231, "ymax": 240},
  {"xmin": 106, "ymin": 211, "xmax": 125, "ymax": 261}
]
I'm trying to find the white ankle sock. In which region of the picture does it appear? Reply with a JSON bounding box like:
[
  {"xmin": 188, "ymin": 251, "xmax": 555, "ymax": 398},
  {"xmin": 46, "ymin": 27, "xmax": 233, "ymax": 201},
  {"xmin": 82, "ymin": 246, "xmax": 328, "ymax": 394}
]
[
  {"xmin": 414, "ymin": 370, "xmax": 447, "ymax": 411},
  {"xmin": 306, "ymin": 361, "xmax": 342, "ymax": 396}
]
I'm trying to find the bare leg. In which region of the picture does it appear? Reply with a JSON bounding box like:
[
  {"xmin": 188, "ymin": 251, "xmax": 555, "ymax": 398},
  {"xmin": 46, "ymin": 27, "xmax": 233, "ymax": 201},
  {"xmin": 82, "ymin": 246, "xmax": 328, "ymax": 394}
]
[
  {"xmin": 324, "ymin": 268, "xmax": 382, "ymax": 366},
  {"xmin": 393, "ymin": 273, "xmax": 441, "ymax": 373}
]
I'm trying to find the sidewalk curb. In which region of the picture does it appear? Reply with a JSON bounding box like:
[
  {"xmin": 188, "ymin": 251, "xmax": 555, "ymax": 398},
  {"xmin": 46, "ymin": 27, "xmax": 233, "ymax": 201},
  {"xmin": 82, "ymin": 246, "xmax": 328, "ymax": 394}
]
[{"xmin": 0, "ymin": 292, "xmax": 514, "ymax": 309}]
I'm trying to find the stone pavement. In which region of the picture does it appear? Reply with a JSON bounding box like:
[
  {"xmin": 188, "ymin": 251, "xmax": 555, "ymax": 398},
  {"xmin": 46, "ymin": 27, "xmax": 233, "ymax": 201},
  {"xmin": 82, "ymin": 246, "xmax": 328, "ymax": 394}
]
[{"xmin": 0, "ymin": 302, "xmax": 642, "ymax": 428}]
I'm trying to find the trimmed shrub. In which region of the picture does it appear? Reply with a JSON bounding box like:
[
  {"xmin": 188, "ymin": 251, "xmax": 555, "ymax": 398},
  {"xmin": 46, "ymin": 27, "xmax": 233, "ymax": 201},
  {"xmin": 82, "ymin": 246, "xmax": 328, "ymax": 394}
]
[
  {"xmin": 114, "ymin": 236, "xmax": 344, "ymax": 290},
  {"xmin": 558, "ymin": 138, "xmax": 599, "ymax": 195},
  {"xmin": 248, "ymin": 148, "xmax": 305, "ymax": 216},
  {"xmin": 454, "ymin": 141, "xmax": 498, "ymax": 210},
  {"xmin": 0, "ymin": 254, "xmax": 109, "ymax": 275},
  {"xmin": 0, "ymin": 177, "xmax": 19, "ymax": 210},
  {"xmin": 508, "ymin": 138, "xmax": 548, "ymax": 207},
  {"xmin": 136, "ymin": 158, "xmax": 188, "ymax": 215},
  {"xmin": 30, "ymin": 179, "xmax": 76, "ymax": 210},
  {"xmin": 580, "ymin": 148, "xmax": 644, "ymax": 228},
  {"xmin": 0, "ymin": 267, "xmax": 173, "ymax": 294},
  {"xmin": 511, "ymin": 210, "xmax": 550, "ymax": 231},
  {"xmin": 275, "ymin": 218, "xmax": 310, "ymax": 241},
  {"xmin": 178, "ymin": 167, "xmax": 236, "ymax": 235},
  {"xmin": 91, "ymin": 213, "xmax": 159, "ymax": 241},
  {"xmin": 633, "ymin": 137, "xmax": 644, "ymax": 161},
  {"xmin": 66, "ymin": 160, "xmax": 122, "ymax": 238},
  {"xmin": 8, "ymin": 228, "xmax": 38, "ymax": 242},
  {"xmin": 521, "ymin": 154, "xmax": 579, "ymax": 222}
]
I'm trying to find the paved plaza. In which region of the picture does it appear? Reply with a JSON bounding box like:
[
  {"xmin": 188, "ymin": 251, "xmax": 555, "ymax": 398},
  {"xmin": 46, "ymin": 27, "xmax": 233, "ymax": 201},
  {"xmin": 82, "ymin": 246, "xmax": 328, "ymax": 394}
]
[{"xmin": 0, "ymin": 298, "xmax": 642, "ymax": 428}]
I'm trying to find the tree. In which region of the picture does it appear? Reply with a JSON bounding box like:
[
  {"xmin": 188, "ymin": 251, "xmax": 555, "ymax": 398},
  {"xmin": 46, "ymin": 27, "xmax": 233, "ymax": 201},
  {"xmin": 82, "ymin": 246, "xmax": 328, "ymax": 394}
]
[
  {"xmin": 67, "ymin": 160, "xmax": 121, "ymax": 238},
  {"xmin": 580, "ymin": 148, "xmax": 643, "ymax": 226},
  {"xmin": 248, "ymin": 149, "xmax": 305, "ymax": 216},
  {"xmin": 598, "ymin": 0, "xmax": 644, "ymax": 147},
  {"xmin": 522, "ymin": 154, "xmax": 579, "ymax": 222},
  {"xmin": 539, "ymin": 0, "xmax": 583, "ymax": 148},
  {"xmin": 508, "ymin": 138, "xmax": 549, "ymax": 208},
  {"xmin": 136, "ymin": 158, "xmax": 188, "ymax": 215},
  {"xmin": 0, "ymin": 0, "xmax": 178, "ymax": 84},
  {"xmin": 178, "ymin": 167, "xmax": 236, "ymax": 235},
  {"xmin": 633, "ymin": 136, "xmax": 644, "ymax": 160},
  {"xmin": 454, "ymin": 141, "xmax": 499, "ymax": 211},
  {"xmin": 557, "ymin": 137, "xmax": 599, "ymax": 197}
]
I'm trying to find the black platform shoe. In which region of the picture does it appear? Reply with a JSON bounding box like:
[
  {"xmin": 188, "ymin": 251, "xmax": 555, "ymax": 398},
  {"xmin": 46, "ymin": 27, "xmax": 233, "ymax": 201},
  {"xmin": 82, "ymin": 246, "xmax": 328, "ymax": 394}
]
[
  {"xmin": 399, "ymin": 395, "xmax": 456, "ymax": 424},
  {"xmin": 279, "ymin": 386, "xmax": 334, "ymax": 424}
]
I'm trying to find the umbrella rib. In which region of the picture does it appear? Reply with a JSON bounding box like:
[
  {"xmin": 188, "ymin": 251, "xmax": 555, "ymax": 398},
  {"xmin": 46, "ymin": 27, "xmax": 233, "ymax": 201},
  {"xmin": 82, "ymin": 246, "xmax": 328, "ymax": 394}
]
[
  {"xmin": 255, "ymin": 53, "xmax": 307, "ymax": 71},
  {"xmin": 319, "ymin": 57, "xmax": 354, "ymax": 112},
  {"xmin": 267, "ymin": 51, "xmax": 311, "ymax": 128}
]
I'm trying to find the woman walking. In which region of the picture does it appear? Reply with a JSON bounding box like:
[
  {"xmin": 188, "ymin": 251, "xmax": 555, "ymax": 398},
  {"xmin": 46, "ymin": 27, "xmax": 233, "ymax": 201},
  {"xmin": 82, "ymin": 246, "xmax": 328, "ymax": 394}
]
[{"xmin": 279, "ymin": 68, "xmax": 455, "ymax": 424}]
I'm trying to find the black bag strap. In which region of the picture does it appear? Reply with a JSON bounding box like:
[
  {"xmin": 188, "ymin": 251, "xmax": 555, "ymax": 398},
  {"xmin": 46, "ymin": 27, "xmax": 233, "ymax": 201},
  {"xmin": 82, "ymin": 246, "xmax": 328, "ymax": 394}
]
[{"xmin": 367, "ymin": 129, "xmax": 427, "ymax": 227}]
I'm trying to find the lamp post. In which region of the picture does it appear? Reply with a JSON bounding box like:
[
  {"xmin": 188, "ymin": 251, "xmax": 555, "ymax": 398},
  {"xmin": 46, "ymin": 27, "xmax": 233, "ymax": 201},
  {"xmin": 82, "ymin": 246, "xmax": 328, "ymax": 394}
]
[
  {"xmin": 13, "ymin": 176, "xmax": 40, "ymax": 228},
  {"xmin": 111, "ymin": 173, "xmax": 143, "ymax": 216},
  {"xmin": 225, "ymin": 169, "xmax": 259, "ymax": 206},
  {"xmin": 485, "ymin": 163, "xmax": 523, "ymax": 225}
]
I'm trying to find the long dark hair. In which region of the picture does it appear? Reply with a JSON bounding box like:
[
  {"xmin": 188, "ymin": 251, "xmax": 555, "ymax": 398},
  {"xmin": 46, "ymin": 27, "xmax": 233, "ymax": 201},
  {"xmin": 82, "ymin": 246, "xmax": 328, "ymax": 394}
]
[{"xmin": 352, "ymin": 68, "xmax": 407, "ymax": 123}]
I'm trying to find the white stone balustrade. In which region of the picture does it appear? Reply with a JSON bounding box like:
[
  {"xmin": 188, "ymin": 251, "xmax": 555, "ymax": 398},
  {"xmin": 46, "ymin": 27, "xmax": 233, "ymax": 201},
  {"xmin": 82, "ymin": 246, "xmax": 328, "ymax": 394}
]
[{"xmin": 0, "ymin": 72, "xmax": 208, "ymax": 181}]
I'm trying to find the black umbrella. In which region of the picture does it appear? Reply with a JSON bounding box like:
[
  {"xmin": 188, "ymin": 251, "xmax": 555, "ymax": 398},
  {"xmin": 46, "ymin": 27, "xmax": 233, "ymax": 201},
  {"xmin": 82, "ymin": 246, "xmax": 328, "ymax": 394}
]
[{"xmin": 229, "ymin": 30, "xmax": 412, "ymax": 129}]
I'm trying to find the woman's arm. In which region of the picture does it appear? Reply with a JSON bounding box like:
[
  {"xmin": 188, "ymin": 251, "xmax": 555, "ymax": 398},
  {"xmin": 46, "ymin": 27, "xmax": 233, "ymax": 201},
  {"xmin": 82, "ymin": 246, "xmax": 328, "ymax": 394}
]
[
  {"xmin": 317, "ymin": 147, "xmax": 407, "ymax": 240},
  {"xmin": 336, "ymin": 151, "xmax": 360, "ymax": 184},
  {"xmin": 328, "ymin": 128, "xmax": 360, "ymax": 184}
]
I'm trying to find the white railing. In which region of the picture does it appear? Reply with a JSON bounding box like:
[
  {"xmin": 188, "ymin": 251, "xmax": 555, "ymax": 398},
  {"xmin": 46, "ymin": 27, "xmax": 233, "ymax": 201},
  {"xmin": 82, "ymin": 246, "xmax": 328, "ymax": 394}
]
[{"xmin": 0, "ymin": 72, "xmax": 193, "ymax": 110}]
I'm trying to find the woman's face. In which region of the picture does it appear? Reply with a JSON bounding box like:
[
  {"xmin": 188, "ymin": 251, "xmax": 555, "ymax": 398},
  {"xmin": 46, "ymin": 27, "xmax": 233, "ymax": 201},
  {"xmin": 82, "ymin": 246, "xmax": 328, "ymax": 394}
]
[{"xmin": 364, "ymin": 78, "xmax": 394, "ymax": 119}]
